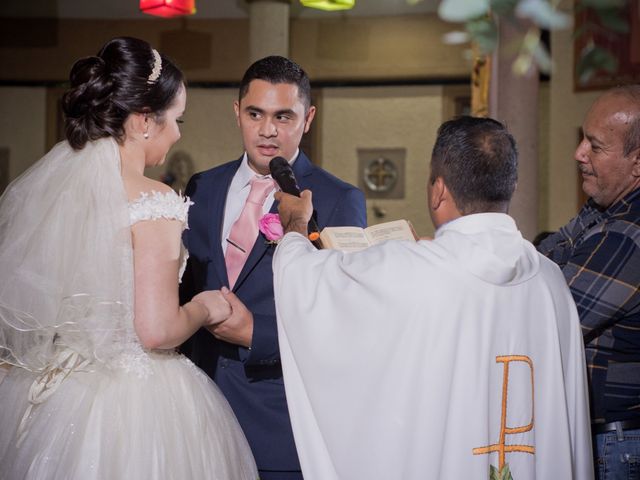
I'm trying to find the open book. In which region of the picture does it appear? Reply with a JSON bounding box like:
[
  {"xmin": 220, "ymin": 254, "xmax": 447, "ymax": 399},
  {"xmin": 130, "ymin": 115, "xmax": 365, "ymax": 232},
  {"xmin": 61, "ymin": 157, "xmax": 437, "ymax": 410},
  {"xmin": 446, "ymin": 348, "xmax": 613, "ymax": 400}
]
[{"xmin": 319, "ymin": 219, "xmax": 417, "ymax": 252}]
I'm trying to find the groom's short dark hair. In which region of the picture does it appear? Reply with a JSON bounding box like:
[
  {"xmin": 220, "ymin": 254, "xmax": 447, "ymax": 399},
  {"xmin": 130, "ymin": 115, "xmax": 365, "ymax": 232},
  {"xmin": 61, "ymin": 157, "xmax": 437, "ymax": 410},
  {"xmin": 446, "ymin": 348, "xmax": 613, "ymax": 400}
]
[{"xmin": 239, "ymin": 56, "xmax": 312, "ymax": 111}]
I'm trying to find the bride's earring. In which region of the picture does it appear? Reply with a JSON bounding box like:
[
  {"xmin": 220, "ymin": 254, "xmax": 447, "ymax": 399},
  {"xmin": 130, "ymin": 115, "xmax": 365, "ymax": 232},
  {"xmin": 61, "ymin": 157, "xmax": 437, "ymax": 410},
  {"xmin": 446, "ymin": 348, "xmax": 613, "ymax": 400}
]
[{"xmin": 143, "ymin": 115, "xmax": 150, "ymax": 139}]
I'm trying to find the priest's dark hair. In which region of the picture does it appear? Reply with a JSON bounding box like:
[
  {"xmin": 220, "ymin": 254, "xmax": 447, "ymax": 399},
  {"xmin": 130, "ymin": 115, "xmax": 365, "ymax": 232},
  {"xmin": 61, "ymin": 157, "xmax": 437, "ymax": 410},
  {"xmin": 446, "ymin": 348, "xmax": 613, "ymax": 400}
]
[
  {"xmin": 238, "ymin": 55, "xmax": 312, "ymax": 111},
  {"xmin": 62, "ymin": 36, "xmax": 185, "ymax": 150},
  {"xmin": 430, "ymin": 116, "xmax": 518, "ymax": 214}
]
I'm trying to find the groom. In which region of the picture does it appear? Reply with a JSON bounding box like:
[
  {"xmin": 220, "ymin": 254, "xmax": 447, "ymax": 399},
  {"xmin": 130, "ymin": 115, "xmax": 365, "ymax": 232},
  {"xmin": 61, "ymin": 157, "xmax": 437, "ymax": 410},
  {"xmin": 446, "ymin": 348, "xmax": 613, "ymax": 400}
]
[{"xmin": 180, "ymin": 56, "xmax": 366, "ymax": 479}]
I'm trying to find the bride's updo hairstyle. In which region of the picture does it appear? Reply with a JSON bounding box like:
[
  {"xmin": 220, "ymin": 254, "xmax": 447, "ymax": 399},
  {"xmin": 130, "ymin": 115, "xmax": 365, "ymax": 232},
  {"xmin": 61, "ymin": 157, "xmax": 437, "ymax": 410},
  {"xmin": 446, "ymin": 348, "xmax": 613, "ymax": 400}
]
[{"xmin": 62, "ymin": 37, "xmax": 184, "ymax": 150}]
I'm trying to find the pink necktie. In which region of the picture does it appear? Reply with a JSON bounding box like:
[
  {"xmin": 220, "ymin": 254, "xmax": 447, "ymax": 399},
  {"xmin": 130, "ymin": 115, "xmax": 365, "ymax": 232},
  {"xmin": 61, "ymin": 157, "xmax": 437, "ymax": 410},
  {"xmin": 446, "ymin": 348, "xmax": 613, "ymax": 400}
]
[{"xmin": 225, "ymin": 177, "xmax": 275, "ymax": 288}]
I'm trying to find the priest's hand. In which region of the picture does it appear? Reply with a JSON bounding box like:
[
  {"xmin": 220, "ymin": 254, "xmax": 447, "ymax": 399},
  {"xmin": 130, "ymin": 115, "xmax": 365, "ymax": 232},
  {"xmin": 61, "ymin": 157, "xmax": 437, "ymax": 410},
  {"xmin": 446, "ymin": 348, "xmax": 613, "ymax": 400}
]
[
  {"xmin": 275, "ymin": 190, "xmax": 313, "ymax": 236},
  {"xmin": 205, "ymin": 287, "xmax": 253, "ymax": 348}
]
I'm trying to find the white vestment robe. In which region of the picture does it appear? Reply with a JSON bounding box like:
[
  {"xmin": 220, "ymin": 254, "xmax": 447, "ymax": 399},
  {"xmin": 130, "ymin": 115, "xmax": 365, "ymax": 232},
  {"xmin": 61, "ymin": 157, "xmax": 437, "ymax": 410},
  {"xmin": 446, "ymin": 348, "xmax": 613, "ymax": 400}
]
[{"xmin": 273, "ymin": 213, "xmax": 593, "ymax": 480}]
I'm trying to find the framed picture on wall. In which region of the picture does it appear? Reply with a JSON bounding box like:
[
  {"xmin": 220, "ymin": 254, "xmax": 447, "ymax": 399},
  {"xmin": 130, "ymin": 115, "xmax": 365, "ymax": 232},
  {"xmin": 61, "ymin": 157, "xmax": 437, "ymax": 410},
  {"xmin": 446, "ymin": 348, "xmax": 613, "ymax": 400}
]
[{"xmin": 574, "ymin": 1, "xmax": 640, "ymax": 91}]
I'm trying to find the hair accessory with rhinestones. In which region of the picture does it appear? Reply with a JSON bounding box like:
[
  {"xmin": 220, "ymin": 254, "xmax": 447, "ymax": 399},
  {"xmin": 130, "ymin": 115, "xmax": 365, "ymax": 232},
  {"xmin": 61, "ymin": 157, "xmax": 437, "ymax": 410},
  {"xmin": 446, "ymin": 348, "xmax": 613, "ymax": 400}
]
[{"xmin": 147, "ymin": 48, "xmax": 162, "ymax": 84}]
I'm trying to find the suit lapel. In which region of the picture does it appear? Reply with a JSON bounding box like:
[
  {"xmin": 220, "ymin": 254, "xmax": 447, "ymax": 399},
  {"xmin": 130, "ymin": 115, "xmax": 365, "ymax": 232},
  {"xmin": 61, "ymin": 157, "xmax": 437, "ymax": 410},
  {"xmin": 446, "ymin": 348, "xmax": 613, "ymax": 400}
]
[
  {"xmin": 292, "ymin": 151, "xmax": 314, "ymax": 188},
  {"xmin": 232, "ymin": 231, "xmax": 270, "ymax": 291}
]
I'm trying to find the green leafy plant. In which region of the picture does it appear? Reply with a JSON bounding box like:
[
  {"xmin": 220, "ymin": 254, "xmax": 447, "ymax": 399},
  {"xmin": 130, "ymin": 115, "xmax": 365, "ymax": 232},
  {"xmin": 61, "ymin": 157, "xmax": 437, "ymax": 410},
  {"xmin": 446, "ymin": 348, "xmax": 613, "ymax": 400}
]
[
  {"xmin": 408, "ymin": 0, "xmax": 630, "ymax": 83},
  {"xmin": 490, "ymin": 463, "xmax": 515, "ymax": 480}
]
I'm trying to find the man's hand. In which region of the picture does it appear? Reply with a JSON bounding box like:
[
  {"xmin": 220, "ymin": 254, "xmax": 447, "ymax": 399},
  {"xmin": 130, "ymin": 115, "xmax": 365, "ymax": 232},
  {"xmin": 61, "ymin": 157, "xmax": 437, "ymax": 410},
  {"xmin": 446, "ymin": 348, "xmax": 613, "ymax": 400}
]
[
  {"xmin": 206, "ymin": 287, "xmax": 254, "ymax": 348},
  {"xmin": 275, "ymin": 190, "xmax": 314, "ymax": 236},
  {"xmin": 191, "ymin": 290, "xmax": 232, "ymax": 325}
]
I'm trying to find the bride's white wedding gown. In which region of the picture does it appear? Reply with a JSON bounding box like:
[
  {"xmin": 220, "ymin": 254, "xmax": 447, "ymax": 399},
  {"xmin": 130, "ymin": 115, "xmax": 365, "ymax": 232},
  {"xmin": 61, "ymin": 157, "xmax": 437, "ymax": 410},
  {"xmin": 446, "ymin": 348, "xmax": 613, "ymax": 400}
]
[{"xmin": 0, "ymin": 144, "xmax": 258, "ymax": 479}]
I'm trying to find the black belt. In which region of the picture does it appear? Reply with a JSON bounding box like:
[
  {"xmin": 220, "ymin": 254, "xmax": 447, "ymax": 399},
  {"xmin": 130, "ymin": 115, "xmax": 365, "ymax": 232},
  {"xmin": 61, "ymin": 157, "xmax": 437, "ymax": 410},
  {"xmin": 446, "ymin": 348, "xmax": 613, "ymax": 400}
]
[{"xmin": 592, "ymin": 418, "xmax": 640, "ymax": 434}]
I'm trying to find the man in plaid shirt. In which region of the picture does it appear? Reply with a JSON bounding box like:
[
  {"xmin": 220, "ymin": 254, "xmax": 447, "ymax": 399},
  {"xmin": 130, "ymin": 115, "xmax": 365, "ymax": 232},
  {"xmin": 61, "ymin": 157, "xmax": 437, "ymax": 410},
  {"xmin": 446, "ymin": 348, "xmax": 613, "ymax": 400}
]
[{"xmin": 538, "ymin": 85, "xmax": 640, "ymax": 479}]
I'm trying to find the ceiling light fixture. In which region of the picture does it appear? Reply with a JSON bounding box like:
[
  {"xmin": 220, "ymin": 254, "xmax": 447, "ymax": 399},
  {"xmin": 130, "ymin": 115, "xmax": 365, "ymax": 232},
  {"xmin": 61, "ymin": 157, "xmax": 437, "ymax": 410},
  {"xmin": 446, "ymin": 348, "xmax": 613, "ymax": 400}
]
[
  {"xmin": 300, "ymin": 0, "xmax": 355, "ymax": 11},
  {"xmin": 140, "ymin": 0, "xmax": 196, "ymax": 18}
]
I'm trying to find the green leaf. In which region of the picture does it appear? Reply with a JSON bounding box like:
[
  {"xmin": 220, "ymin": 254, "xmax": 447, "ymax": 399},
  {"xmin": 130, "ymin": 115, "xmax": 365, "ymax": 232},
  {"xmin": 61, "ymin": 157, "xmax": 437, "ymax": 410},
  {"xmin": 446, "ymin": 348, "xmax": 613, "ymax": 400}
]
[
  {"xmin": 595, "ymin": 8, "xmax": 629, "ymax": 33},
  {"xmin": 442, "ymin": 30, "xmax": 471, "ymax": 45},
  {"xmin": 576, "ymin": 44, "xmax": 619, "ymax": 84},
  {"xmin": 438, "ymin": 0, "xmax": 490, "ymax": 22},
  {"xmin": 532, "ymin": 41, "xmax": 552, "ymax": 73},
  {"xmin": 515, "ymin": 0, "xmax": 572, "ymax": 30},
  {"xmin": 500, "ymin": 463, "xmax": 514, "ymax": 480},
  {"xmin": 466, "ymin": 17, "xmax": 498, "ymax": 53},
  {"xmin": 580, "ymin": 0, "xmax": 626, "ymax": 8},
  {"xmin": 572, "ymin": 23, "xmax": 591, "ymax": 40},
  {"xmin": 489, "ymin": 0, "xmax": 519, "ymax": 16},
  {"xmin": 490, "ymin": 465, "xmax": 500, "ymax": 480}
]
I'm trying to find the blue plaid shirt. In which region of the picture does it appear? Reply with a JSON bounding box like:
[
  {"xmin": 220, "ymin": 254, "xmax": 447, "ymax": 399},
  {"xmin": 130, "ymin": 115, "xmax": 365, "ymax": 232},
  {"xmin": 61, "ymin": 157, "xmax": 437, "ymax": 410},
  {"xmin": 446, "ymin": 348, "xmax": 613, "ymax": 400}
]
[{"xmin": 538, "ymin": 188, "xmax": 640, "ymax": 423}]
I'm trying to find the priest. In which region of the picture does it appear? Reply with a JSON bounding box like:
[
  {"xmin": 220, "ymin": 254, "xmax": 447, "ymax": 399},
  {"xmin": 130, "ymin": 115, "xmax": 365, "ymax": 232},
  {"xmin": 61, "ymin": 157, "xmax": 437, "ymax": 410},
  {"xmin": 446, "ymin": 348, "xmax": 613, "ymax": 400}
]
[{"xmin": 272, "ymin": 116, "xmax": 594, "ymax": 480}]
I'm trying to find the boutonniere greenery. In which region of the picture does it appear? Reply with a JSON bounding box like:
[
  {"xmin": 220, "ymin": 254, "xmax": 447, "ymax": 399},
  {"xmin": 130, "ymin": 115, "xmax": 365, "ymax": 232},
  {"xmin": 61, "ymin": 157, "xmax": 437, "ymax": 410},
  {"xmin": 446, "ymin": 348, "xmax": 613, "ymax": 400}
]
[{"xmin": 259, "ymin": 213, "xmax": 284, "ymax": 245}]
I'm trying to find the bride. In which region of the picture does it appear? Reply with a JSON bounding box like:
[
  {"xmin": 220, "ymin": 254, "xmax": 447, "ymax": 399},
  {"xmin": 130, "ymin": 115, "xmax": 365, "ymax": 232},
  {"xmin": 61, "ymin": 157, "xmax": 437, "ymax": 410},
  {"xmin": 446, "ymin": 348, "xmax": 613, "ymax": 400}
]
[{"xmin": 0, "ymin": 37, "xmax": 258, "ymax": 479}]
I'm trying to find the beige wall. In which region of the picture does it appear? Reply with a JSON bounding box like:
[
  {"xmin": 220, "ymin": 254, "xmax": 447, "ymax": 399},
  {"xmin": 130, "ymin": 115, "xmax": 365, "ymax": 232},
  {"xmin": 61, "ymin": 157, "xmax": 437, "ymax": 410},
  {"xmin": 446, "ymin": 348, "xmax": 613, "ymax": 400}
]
[
  {"xmin": 145, "ymin": 87, "xmax": 241, "ymax": 180},
  {"xmin": 292, "ymin": 15, "xmax": 470, "ymax": 80},
  {"xmin": 0, "ymin": 87, "xmax": 46, "ymax": 182},
  {"xmin": 320, "ymin": 85, "xmax": 443, "ymax": 237},
  {"xmin": 0, "ymin": 15, "xmax": 468, "ymax": 83},
  {"xmin": 0, "ymin": 18, "xmax": 250, "ymax": 83}
]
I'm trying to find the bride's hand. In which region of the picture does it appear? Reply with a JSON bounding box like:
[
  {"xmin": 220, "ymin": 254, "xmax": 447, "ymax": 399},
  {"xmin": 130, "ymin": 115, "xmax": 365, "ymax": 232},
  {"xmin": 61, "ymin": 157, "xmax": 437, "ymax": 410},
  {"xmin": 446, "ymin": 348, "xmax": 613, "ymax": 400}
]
[{"xmin": 192, "ymin": 290, "xmax": 232, "ymax": 326}]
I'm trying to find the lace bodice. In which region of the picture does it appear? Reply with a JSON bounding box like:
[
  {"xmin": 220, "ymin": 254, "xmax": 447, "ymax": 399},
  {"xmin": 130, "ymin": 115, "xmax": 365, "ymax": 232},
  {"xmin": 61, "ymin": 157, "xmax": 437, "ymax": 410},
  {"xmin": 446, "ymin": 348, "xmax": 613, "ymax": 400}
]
[
  {"xmin": 129, "ymin": 190, "xmax": 193, "ymax": 280},
  {"xmin": 129, "ymin": 190, "xmax": 192, "ymax": 225}
]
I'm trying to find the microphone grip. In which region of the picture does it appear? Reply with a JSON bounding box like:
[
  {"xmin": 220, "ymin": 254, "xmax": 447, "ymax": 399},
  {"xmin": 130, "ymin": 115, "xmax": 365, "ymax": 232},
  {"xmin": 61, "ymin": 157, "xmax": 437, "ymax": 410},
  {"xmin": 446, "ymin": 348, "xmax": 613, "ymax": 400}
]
[
  {"xmin": 306, "ymin": 213, "xmax": 321, "ymax": 243},
  {"xmin": 269, "ymin": 156, "xmax": 322, "ymax": 246}
]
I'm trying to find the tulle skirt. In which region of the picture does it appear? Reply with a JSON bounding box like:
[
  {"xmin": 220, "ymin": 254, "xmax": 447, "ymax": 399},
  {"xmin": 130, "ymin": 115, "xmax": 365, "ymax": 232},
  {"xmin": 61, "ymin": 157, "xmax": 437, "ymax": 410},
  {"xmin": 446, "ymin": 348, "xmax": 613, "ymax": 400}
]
[{"xmin": 0, "ymin": 351, "xmax": 258, "ymax": 479}]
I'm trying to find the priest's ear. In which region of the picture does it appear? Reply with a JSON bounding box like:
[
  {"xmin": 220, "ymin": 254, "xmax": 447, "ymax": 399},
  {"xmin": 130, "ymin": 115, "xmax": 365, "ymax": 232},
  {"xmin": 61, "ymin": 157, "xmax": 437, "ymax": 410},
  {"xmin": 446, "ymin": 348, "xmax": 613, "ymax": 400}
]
[
  {"xmin": 428, "ymin": 176, "xmax": 460, "ymax": 227},
  {"xmin": 428, "ymin": 176, "xmax": 446, "ymax": 212}
]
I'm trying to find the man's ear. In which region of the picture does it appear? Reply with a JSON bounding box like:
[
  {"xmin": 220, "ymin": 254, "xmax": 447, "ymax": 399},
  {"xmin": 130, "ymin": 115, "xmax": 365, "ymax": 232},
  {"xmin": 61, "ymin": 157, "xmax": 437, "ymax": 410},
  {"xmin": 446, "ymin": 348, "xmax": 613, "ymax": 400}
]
[
  {"xmin": 631, "ymin": 148, "xmax": 640, "ymax": 177},
  {"xmin": 430, "ymin": 176, "xmax": 446, "ymax": 212},
  {"xmin": 233, "ymin": 100, "xmax": 241, "ymax": 127},
  {"xmin": 303, "ymin": 106, "xmax": 316, "ymax": 134}
]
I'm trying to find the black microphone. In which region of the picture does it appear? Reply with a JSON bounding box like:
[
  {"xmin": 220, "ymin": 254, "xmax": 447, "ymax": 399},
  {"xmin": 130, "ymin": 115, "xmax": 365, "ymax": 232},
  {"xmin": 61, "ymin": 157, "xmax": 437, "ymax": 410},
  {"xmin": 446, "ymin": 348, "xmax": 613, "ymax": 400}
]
[{"xmin": 269, "ymin": 156, "xmax": 321, "ymax": 245}]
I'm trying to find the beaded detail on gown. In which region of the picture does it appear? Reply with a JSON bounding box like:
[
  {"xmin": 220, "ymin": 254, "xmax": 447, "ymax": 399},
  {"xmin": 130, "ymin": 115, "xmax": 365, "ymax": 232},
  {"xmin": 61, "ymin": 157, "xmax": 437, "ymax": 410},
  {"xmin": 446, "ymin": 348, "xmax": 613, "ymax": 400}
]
[{"xmin": 0, "ymin": 189, "xmax": 258, "ymax": 480}]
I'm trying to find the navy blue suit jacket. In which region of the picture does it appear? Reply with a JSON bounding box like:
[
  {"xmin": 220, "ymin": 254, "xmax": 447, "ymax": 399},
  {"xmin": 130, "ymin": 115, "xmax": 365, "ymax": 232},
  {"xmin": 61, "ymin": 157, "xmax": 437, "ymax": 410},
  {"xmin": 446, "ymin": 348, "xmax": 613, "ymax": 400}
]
[{"xmin": 180, "ymin": 151, "xmax": 366, "ymax": 472}]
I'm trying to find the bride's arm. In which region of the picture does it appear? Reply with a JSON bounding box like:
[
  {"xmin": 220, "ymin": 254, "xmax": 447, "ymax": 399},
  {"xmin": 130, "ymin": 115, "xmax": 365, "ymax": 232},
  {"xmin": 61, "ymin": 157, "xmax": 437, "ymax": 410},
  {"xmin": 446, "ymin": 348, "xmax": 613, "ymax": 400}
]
[{"xmin": 131, "ymin": 217, "xmax": 230, "ymax": 349}]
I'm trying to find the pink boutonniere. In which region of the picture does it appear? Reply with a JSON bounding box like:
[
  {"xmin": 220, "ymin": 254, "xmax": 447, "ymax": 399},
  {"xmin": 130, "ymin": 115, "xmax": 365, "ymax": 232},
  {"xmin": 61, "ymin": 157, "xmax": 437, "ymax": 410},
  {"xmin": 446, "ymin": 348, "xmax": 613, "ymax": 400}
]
[{"xmin": 259, "ymin": 213, "xmax": 284, "ymax": 244}]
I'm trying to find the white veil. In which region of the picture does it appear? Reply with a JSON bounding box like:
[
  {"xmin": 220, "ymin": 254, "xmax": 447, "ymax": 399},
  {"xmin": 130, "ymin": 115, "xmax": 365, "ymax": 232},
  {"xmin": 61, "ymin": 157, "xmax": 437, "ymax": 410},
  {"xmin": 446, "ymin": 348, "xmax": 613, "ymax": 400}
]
[{"xmin": 0, "ymin": 138, "xmax": 135, "ymax": 372}]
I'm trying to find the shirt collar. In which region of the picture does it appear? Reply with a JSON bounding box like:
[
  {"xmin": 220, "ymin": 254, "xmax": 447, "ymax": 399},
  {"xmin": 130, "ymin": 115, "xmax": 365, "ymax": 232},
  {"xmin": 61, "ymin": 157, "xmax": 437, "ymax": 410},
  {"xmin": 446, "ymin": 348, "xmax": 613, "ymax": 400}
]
[
  {"xmin": 435, "ymin": 212, "xmax": 517, "ymax": 239},
  {"xmin": 583, "ymin": 187, "xmax": 640, "ymax": 220},
  {"xmin": 238, "ymin": 149, "xmax": 300, "ymax": 188},
  {"xmin": 605, "ymin": 187, "xmax": 640, "ymax": 217}
]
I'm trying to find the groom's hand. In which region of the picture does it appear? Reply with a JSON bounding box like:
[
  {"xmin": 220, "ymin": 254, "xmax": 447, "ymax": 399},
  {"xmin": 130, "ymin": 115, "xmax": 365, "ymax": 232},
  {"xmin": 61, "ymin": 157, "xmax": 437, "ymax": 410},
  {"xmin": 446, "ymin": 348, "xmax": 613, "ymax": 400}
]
[{"xmin": 206, "ymin": 287, "xmax": 253, "ymax": 348}]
